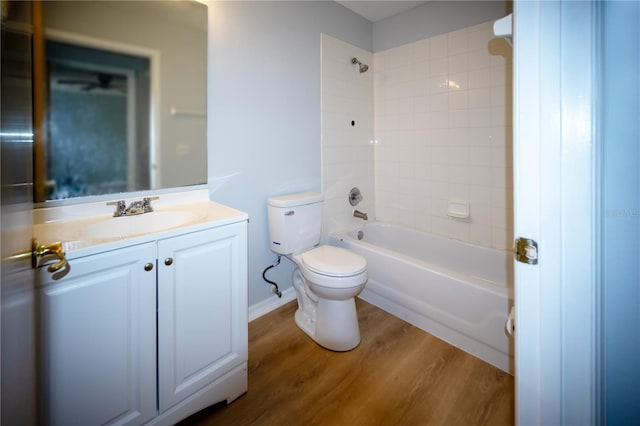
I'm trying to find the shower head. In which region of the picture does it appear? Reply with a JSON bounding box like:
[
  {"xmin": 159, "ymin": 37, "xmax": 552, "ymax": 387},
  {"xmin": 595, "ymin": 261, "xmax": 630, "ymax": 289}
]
[{"xmin": 351, "ymin": 57, "xmax": 369, "ymax": 73}]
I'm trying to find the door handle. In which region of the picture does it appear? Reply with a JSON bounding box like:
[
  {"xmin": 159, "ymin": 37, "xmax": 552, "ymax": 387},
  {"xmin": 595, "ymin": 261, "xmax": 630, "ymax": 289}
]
[
  {"xmin": 7, "ymin": 239, "xmax": 68, "ymax": 273},
  {"xmin": 34, "ymin": 240, "xmax": 68, "ymax": 273}
]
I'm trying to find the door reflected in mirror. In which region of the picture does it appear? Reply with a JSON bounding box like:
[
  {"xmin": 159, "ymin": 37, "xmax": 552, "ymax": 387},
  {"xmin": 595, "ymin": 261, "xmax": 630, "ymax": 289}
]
[
  {"xmin": 36, "ymin": 1, "xmax": 207, "ymax": 203},
  {"xmin": 47, "ymin": 41, "xmax": 151, "ymax": 199}
]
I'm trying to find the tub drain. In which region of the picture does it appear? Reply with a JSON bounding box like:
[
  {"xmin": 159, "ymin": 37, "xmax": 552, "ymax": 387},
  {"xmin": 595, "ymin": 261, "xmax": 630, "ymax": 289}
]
[{"xmin": 357, "ymin": 230, "xmax": 364, "ymax": 240}]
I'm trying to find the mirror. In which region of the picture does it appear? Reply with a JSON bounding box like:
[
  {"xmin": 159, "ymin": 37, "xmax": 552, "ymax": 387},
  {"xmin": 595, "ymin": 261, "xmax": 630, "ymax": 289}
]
[{"xmin": 35, "ymin": 0, "xmax": 207, "ymax": 202}]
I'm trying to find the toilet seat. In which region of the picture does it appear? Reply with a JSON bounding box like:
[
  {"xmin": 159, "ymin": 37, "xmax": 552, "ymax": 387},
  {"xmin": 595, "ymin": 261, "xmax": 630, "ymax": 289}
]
[
  {"xmin": 301, "ymin": 245, "xmax": 366, "ymax": 277},
  {"xmin": 295, "ymin": 245, "xmax": 368, "ymax": 289}
]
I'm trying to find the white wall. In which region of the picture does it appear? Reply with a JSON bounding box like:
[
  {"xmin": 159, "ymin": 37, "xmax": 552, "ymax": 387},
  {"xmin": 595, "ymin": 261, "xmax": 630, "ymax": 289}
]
[
  {"xmin": 208, "ymin": 1, "xmax": 372, "ymax": 305},
  {"xmin": 321, "ymin": 35, "xmax": 375, "ymax": 237},
  {"xmin": 374, "ymin": 21, "xmax": 513, "ymax": 249}
]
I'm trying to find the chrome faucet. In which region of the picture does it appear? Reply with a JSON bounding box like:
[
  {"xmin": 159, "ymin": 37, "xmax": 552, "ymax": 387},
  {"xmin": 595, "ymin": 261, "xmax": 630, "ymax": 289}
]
[
  {"xmin": 107, "ymin": 200, "xmax": 127, "ymax": 217},
  {"xmin": 107, "ymin": 196, "xmax": 158, "ymax": 217},
  {"xmin": 353, "ymin": 209, "xmax": 368, "ymax": 221},
  {"xmin": 141, "ymin": 196, "xmax": 158, "ymax": 213},
  {"xmin": 125, "ymin": 200, "xmax": 145, "ymax": 215}
]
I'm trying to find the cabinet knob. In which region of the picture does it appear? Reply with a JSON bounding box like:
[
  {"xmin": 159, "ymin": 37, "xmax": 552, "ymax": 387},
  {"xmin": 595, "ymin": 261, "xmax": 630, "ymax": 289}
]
[
  {"xmin": 164, "ymin": 258, "xmax": 173, "ymax": 266},
  {"xmin": 144, "ymin": 263, "xmax": 154, "ymax": 272}
]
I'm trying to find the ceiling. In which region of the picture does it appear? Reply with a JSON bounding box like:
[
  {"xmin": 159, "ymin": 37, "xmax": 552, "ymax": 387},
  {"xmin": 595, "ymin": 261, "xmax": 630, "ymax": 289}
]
[{"xmin": 335, "ymin": 1, "xmax": 430, "ymax": 23}]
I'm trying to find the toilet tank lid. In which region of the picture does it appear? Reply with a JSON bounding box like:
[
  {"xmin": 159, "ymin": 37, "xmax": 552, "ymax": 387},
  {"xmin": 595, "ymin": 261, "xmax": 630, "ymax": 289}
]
[{"xmin": 268, "ymin": 192, "xmax": 323, "ymax": 208}]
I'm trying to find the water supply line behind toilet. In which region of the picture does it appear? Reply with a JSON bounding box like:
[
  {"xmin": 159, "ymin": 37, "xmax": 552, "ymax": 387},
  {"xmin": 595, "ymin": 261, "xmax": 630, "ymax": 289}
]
[{"xmin": 262, "ymin": 256, "xmax": 283, "ymax": 298}]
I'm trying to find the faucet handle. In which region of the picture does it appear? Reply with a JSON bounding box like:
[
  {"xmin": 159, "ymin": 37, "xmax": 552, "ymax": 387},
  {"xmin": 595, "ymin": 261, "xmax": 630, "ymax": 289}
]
[
  {"xmin": 142, "ymin": 196, "xmax": 159, "ymax": 213},
  {"xmin": 349, "ymin": 187, "xmax": 363, "ymax": 206},
  {"xmin": 107, "ymin": 200, "xmax": 126, "ymax": 217}
]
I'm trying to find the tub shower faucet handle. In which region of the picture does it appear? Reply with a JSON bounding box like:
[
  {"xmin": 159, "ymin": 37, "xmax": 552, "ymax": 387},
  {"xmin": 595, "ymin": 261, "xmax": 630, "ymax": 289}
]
[{"xmin": 349, "ymin": 187, "xmax": 363, "ymax": 206}]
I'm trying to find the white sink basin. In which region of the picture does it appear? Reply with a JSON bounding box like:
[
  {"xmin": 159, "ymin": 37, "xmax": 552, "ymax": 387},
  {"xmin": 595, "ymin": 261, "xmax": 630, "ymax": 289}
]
[{"xmin": 84, "ymin": 211, "xmax": 197, "ymax": 239}]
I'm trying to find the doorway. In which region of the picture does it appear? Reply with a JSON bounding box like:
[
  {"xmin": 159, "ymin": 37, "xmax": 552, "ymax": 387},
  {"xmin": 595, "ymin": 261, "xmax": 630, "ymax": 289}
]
[{"xmin": 45, "ymin": 39, "xmax": 150, "ymax": 199}]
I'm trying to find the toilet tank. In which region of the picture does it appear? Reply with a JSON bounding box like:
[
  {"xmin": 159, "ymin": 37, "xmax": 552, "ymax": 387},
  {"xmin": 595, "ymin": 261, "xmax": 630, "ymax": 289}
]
[{"xmin": 267, "ymin": 192, "xmax": 323, "ymax": 255}]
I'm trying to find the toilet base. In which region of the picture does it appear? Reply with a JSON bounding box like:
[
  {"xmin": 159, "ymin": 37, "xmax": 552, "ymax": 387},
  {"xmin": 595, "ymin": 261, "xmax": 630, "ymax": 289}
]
[
  {"xmin": 292, "ymin": 270, "xmax": 361, "ymax": 351},
  {"xmin": 294, "ymin": 298, "xmax": 361, "ymax": 352}
]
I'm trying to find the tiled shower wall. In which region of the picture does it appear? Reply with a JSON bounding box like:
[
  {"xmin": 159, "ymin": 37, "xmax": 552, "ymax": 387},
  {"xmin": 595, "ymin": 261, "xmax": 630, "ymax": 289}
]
[
  {"xmin": 321, "ymin": 21, "xmax": 513, "ymax": 250},
  {"xmin": 373, "ymin": 21, "xmax": 513, "ymax": 250},
  {"xmin": 321, "ymin": 34, "xmax": 375, "ymax": 239}
]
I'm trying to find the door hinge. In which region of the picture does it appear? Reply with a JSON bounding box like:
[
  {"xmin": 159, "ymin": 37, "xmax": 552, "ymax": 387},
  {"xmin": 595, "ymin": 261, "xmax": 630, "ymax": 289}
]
[{"xmin": 514, "ymin": 237, "xmax": 538, "ymax": 265}]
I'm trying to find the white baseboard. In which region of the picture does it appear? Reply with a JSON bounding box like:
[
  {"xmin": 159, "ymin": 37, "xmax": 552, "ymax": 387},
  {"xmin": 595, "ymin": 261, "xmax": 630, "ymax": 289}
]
[{"xmin": 248, "ymin": 287, "xmax": 296, "ymax": 322}]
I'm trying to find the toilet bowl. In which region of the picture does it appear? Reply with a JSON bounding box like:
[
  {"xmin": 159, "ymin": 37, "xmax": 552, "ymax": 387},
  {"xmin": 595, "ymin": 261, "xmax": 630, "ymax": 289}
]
[
  {"xmin": 267, "ymin": 192, "xmax": 368, "ymax": 351},
  {"xmin": 290, "ymin": 245, "xmax": 367, "ymax": 351}
]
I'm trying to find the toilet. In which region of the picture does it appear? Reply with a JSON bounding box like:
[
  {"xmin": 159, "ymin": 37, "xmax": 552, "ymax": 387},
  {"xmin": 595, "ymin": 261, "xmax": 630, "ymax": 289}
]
[{"xmin": 267, "ymin": 192, "xmax": 368, "ymax": 351}]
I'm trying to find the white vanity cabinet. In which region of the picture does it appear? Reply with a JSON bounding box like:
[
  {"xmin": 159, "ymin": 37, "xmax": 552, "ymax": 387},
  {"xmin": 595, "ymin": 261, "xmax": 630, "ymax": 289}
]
[
  {"xmin": 156, "ymin": 222, "xmax": 248, "ymax": 416},
  {"xmin": 38, "ymin": 242, "xmax": 158, "ymax": 426},
  {"xmin": 37, "ymin": 216, "xmax": 248, "ymax": 426}
]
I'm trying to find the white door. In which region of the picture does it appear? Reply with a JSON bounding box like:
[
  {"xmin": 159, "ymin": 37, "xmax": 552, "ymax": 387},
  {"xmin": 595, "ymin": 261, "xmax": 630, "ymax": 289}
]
[
  {"xmin": 157, "ymin": 223, "xmax": 248, "ymax": 413},
  {"xmin": 513, "ymin": 1, "xmax": 597, "ymax": 424},
  {"xmin": 1, "ymin": 2, "xmax": 37, "ymax": 423}
]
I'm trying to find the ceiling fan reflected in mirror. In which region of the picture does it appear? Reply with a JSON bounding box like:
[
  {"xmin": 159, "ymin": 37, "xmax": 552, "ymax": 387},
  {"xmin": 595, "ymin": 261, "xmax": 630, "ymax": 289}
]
[{"xmin": 57, "ymin": 72, "xmax": 126, "ymax": 93}]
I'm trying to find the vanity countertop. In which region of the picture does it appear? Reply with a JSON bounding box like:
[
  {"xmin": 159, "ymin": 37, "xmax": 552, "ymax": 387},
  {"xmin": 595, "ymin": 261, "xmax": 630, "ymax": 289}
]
[{"xmin": 33, "ymin": 189, "xmax": 248, "ymax": 260}]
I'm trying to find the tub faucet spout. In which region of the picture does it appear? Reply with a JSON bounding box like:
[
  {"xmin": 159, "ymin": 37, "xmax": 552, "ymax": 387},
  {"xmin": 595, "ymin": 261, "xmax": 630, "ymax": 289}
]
[{"xmin": 353, "ymin": 209, "xmax": 368, "ymax": 221}]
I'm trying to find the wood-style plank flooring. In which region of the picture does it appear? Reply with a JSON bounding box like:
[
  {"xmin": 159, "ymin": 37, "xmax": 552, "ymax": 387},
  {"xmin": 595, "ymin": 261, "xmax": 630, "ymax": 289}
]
[{"xmin": 179, "ymin": 299, "xmax": 514, "ymax": 426}]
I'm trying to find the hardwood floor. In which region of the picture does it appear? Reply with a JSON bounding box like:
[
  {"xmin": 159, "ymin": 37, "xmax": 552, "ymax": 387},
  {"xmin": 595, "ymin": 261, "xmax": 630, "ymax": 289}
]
[{"xmin": 179, "ymin": 299, "xmax": 514, "ymax": 426}]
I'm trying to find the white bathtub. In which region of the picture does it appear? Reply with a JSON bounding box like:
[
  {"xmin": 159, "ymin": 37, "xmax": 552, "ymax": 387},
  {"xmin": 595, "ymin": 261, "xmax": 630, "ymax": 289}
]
[{"xmin": 329, "ymin": 222, "xmax": 514, "ymax": 373}]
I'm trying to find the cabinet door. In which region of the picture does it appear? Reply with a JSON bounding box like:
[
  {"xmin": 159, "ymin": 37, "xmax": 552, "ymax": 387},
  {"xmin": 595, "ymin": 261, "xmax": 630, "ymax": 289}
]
[
  {"xmin": 38, "ymin": 243, "xmax": 157, "ymax": 426},
  {"xmin": 157, "ymin": 222, "xmax": 248, "ymax": 412}
]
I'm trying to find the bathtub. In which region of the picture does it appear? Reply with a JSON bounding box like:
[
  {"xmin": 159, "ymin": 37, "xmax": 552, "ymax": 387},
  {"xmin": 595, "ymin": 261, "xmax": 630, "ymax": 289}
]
[{"xmin": 329, "ymin": 222, "xmax": 514, "ymax": 373}]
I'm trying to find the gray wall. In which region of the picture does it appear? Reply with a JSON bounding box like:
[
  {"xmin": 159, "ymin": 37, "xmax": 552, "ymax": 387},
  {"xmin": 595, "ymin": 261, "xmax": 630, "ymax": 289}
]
[
  {"xmin": 373, "ymin": 1, "xmax": 510, "ymax": 52},
  {"xmin": 208, "ymin": 1, "xmax": 371, "ymax": 305}
]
